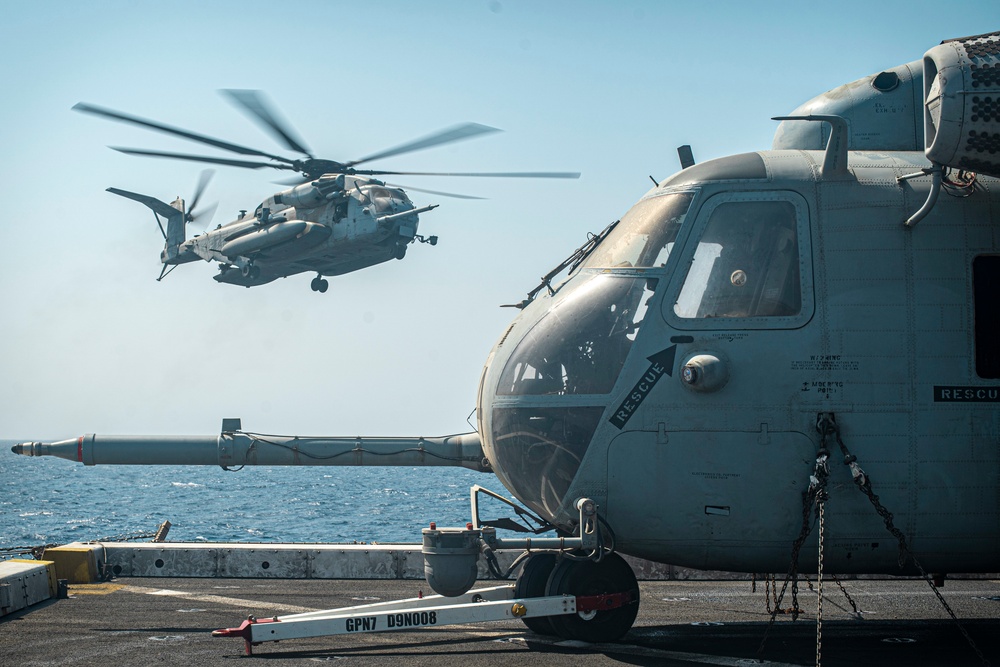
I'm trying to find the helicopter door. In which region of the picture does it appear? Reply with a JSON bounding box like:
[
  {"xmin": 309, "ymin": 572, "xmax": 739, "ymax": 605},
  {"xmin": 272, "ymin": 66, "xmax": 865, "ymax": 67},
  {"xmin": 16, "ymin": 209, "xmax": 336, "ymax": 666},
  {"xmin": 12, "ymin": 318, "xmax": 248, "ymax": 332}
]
[
  {"xmin": 974, "ymin": 255, "xmax": 1000, "ymax": 379},
  {"xmin": 606, "ymin": 428, "xmax": 817, "ymax": 571}
]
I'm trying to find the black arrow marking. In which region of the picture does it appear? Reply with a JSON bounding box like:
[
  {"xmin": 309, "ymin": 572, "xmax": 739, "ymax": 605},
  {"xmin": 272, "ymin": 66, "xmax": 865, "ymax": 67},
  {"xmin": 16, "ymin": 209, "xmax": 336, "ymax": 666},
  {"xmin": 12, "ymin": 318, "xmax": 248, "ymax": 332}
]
[{"xmin": 609, "ymin": 346, "xmax": 677, "ymax": 430}]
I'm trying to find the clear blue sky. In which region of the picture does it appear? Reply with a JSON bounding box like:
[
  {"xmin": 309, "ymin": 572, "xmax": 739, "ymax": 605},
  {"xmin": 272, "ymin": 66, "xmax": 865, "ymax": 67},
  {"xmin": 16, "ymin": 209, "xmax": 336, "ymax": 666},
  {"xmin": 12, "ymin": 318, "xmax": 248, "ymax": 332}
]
[{"xmin": 1, "ymin": 1, "xmax": 995, "ymax": 439}]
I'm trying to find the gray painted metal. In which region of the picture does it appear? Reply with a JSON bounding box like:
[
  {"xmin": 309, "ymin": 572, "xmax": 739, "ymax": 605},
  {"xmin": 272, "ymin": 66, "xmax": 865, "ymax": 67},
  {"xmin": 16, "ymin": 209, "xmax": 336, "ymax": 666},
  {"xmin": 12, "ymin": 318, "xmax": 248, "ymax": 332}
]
[
  {"xmin": 13, "ymin": 431, "xmax": 490, "ymax": 472},
  {"xmin": 477, "ymin": 32, "xmax": 1000, "ymax": 577},
  {"xmin": 33, "ymin": 541, "xmax": 879, "ymax": 582},
  {"xmin": 95, "ymin": 542, "xmax": 514, "ymax": 580},
  {"xmin": 0, "ymin": 560, "xmax": 54, "ymax": 617}
]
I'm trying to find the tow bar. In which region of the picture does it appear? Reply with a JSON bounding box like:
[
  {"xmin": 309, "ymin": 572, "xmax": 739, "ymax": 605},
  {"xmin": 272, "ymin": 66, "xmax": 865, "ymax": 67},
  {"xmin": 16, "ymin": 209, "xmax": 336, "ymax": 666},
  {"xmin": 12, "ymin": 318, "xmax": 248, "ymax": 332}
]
[
  {"xmin": 215, "ymin": 492, "xmax": 635, "ymax": 654},
  {"xmin": 213, "ymin": 584, "xmax": 637, "ymax": 656}
]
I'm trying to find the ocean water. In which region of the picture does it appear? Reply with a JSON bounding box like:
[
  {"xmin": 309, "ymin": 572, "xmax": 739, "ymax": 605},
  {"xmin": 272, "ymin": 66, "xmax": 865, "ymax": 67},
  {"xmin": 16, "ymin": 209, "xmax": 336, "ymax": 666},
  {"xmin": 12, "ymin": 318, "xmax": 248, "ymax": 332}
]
[{"xmin": 1, "ymin": 441, "xmax": 495, "ymax": 552}]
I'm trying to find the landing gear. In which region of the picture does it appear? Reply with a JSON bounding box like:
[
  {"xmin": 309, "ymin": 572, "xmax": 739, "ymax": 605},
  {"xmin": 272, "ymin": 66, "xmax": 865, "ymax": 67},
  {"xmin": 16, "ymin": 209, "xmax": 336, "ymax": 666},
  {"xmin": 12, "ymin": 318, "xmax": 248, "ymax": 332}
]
[
  {"xmin": 513, "ymin": 553, "xmax": 558, "ymax": 635},
  {"xmin": 240, "ymin": 262, "xmax": 260, "ymax": 280},
  {"xmin": 213, "ymin": 494, "xmax": 638, "ymax": 653},
  {"xmin": 393, "ymin": 244, "xmax": 407, "ymax": 260},
  {"xmin": 514, "ymin": 551, "xmax": 640, "ymax": 641},
  {"xmin": 544, "ymin": 552, "xmax": 639, "ymax": 642},
  {"xmin": 310, "ymin": 275, "xmax": 329, "ymax": 293}
]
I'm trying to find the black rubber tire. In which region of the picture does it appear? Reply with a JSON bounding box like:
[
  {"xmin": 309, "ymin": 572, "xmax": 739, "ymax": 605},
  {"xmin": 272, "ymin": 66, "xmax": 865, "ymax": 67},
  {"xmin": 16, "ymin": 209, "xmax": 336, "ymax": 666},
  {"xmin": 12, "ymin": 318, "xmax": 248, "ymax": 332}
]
[
  {"xmin": 513, "ymin": 553, "xmax": 558, "ymax": 635},
  {"xmin": 544, "ymin": 553, "xmax": 639, "ymax": 643},
  {"xmin": 318, "ymin": 279, "xmax": 329, "ymax": 293}
]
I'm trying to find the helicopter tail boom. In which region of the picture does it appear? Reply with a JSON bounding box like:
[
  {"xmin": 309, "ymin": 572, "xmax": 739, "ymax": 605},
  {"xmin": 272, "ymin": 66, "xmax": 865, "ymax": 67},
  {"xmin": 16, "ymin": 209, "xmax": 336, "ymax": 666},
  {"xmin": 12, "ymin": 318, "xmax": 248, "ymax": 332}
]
[{"xmin": 107, "ymin": 187, "xmax": 189, "ymax": 265}]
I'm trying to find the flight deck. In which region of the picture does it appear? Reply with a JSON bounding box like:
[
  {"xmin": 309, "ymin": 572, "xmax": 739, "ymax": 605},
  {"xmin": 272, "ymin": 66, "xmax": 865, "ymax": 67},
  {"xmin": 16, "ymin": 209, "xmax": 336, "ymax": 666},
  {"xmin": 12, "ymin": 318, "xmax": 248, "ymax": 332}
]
[{"xmin": 2, "ymin": 576, "xmax": 997, "ymax": 666}]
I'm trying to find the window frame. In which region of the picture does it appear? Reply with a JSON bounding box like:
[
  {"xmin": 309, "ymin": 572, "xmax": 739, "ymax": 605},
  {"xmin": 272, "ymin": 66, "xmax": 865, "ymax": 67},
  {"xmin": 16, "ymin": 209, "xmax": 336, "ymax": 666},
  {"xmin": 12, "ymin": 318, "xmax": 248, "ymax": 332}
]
[
  {"xmin": 663, "ymin": 190, "xmax": 814, "ymax": 331},
  {"xmin": 973, "ymin": 254, "xmax": 1000, "ymax": 379},
  {"xmin": 580, "ymin": 190, "xmax": 696, "ymax": 271}
]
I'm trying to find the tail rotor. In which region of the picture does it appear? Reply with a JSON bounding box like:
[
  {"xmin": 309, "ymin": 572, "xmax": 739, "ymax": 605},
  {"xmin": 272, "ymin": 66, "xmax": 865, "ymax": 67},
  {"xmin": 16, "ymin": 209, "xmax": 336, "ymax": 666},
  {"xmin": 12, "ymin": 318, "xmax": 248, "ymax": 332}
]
[
  {"xmin": 107, "ymin": 169, "xmax": 218, "ymax": 281},
  {"xmin": 183, "ymin": 169, "xmax": 218, "ymax": 229}
]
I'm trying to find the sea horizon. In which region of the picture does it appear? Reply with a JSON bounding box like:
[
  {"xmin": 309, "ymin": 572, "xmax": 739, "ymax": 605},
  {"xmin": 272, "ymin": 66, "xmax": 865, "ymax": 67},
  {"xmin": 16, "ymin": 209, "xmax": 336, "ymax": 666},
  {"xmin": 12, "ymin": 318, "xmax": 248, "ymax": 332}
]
[{"xmin": 2, "ymin": 439, "xmax": 493, "ymax": 554}]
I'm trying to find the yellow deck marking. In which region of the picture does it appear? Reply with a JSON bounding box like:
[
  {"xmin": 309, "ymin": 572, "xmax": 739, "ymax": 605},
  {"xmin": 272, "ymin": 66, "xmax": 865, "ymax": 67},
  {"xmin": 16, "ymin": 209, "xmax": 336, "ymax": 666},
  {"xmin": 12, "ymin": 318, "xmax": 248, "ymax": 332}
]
[{"xmin": 69, "ymin": 583, "xmax": 126, "ymax": 595}]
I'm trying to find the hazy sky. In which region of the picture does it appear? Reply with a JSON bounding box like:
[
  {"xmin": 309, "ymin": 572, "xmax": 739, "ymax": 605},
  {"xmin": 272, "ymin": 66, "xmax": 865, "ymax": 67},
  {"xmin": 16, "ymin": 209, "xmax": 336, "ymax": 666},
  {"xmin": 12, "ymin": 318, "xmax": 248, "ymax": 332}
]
[{"xmin": 1, "ymin": 1, "xmax": 995, "ymax": 440}]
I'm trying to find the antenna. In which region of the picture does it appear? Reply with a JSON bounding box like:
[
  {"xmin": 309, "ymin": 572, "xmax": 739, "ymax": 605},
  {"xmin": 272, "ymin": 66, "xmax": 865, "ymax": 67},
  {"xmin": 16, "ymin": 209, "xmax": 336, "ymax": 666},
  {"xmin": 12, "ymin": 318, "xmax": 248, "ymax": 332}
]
[
  {"xmin": 677, "ymin": 145, "xmax": 695, "ymax": 169},
  {"xmin": 772, "ymin": 115, "xmax": 850, "ymax": 179}
]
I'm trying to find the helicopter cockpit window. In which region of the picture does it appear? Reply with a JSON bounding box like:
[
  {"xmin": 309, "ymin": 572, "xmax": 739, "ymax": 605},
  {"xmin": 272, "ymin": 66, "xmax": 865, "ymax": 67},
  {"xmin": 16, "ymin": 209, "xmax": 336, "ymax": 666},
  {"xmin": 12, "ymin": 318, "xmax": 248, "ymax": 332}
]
[
  {"xmin": 367, "ymin": 186, "xmax": 400, "ymax": 200},
  {"xmin": 673, "ymin": 199, "xmax": 802, "ymax": 320},
  {"xmin": 582, "ymin": 192, "xmax": 693, "ymax": 269},
  {"xmin": 497, "ymin": 274, "xmax": 657, "ymax": 395},
  {"xmin": 490, "ymin": 405, "xmax": 604, "ymax": 518}
]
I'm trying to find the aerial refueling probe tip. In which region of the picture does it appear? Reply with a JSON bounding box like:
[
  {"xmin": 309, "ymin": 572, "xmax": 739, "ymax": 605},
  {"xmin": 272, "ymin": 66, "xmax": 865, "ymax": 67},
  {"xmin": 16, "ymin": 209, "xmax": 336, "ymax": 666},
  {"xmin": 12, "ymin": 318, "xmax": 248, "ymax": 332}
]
[
  {"xmin": 11, "ymin": 439, "xmax": 81, "ymax": 461},
  {"xmin": 12, "ymin": 442, "xmax": 39, "ymax": 456}
]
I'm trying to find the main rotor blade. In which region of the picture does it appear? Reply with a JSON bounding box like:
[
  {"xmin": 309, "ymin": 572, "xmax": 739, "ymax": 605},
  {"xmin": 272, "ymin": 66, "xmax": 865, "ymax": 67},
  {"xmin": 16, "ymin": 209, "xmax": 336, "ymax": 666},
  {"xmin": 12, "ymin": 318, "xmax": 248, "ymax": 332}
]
[
  {"xmin": 384, "ymin": 182, "xmax": 486, "ymax": 200},
  {"xmin": 221, "ymin": 89, "xmax": 312, "ymax": 157},
  {"xmin": 351, "ymin": 169, "xmax": 581, "ymax": 179},
  {"xmin": 273, "ymin": 176, "xmax": 309, "ymax": 186},
  {"xmin": 345, "ymin": 123, "xmax": 502, "ymax": 168},
  {"xmin": 110, "ymin": 147, "xmax": 295, "ymax": 170},
  {"xmin": 73, "ymin": 102, "xmax": 295, "ymax": 164}
]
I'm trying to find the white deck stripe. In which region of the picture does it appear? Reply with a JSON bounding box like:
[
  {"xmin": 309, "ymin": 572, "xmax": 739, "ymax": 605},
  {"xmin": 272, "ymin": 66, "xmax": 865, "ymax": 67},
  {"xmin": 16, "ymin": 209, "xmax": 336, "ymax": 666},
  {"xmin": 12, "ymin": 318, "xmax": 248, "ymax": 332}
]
[{"xmin": 122, "ymin": 584, "xmax": 320, "ymax": 614}]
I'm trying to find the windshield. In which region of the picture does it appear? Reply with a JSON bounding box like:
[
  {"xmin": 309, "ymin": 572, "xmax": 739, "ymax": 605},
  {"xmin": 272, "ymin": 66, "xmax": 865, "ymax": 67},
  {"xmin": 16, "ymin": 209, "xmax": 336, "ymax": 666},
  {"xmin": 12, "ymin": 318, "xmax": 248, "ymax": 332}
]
[
  {"xmin": 490, "ymin": 406, "xmax": 604, "ymax": 519},
  {"xmin": 582, "ymin": 192, "xmax": 693, "ymax": 269},
  {"xmin": 497, "ymin": 274, "xmax": 657, "ymax": 395}
]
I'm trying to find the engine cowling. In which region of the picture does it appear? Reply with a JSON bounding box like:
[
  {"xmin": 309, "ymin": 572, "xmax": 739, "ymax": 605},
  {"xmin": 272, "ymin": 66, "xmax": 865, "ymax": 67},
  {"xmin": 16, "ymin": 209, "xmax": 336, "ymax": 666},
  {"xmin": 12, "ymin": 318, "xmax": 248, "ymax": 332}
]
[
  {"xmin": 923, "ymin": 32, "xmax": 1000, "ymax": 177},
  {"xmin": 273, "ymin": 177, "xmax": 346, "ymax": 208}
]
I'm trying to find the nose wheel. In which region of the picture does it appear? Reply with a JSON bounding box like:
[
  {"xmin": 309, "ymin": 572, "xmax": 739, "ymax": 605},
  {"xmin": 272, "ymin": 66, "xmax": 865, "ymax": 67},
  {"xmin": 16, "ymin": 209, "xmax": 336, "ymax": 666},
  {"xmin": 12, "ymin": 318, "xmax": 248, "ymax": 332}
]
[
  {"xmin": 310, "ymin": 275, "xmax": 329, "ymax": 293},
  {"xmin": 513, "ymin": 553, "xmax": 558, "ymax": 635},
  {"xmin": 543, "ymin": 552, "xmax": 639, "ymax": 643}
]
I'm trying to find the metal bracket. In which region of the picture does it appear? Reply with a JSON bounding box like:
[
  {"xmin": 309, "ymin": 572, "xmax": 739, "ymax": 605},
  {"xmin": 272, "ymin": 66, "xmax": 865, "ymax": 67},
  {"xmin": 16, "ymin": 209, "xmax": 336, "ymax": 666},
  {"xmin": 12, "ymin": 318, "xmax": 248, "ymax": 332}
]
[
  {"xmin": 897, "ymin": 163, "xmax": 943, "ymax": 227},
  {"xmin": 469, "ymin": 485, "xmax": 600, "ymax": 553}
]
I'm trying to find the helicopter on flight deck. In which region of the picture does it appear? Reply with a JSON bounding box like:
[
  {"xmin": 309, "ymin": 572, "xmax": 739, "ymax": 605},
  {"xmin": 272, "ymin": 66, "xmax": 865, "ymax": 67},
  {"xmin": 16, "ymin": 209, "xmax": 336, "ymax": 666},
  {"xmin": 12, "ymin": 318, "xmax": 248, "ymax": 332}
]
[
  {"xmin": 14, "ymin": 31, "xmax": 1000, "ymax": 653},
  {"xmin": 74, "ymin": 90, "xmax": 579, "ymax": 292}
]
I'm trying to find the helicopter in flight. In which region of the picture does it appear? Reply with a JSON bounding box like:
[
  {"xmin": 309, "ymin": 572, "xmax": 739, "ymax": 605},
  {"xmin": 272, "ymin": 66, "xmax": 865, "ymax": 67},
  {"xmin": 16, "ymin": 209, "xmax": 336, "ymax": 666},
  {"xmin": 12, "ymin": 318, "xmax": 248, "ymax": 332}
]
[
  {"xmin": 75, "ymin": 90, "xmax": 579, "ymax": 292},
  {"xmin": 15, "ymin": 31, "xmax": 1000, "ymax": 652}
]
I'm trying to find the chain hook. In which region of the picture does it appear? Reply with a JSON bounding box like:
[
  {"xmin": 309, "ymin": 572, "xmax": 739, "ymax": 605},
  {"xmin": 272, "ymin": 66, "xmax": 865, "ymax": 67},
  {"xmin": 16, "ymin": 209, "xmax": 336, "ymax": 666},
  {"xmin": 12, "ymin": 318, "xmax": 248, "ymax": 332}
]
[{"xmin": 815, "ymin": 412, "xmax": 837, "ymax": 437}]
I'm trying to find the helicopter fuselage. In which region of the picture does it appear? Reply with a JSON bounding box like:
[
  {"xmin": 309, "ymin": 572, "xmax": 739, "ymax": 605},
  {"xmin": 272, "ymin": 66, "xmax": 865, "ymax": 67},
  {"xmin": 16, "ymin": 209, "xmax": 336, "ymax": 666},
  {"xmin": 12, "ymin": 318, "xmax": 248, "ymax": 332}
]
[
  {"xmin": 80, "ymin": 92, "xmax": 575, "ymax": 291},
  {"xmin": 169, "ymin": 175, "xmax": 428, "ymax": 288},
  {"xmin": 477, "ymin": 146, "xmax": 1000, "ymax": 576},
  {"xmin": 476, "ymin": 35, "xmax": 1000, "ymax": 577}
]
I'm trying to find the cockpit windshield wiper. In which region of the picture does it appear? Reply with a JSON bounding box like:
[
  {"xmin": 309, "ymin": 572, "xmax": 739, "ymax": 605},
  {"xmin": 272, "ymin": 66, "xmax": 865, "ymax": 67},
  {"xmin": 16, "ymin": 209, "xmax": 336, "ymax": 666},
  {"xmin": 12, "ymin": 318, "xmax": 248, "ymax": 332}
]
[{"xmin": 503, "ymin": 219, "xmax": 620, "ymax": 309}]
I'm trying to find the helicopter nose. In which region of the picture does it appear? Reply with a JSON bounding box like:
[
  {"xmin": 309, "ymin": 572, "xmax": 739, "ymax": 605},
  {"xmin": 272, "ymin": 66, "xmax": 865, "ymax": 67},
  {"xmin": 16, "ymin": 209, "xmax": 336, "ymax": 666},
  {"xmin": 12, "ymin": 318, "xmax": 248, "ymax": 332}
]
[{"xmin": 480, "ymin": 273, "xmax": 660, "ymax": 521}]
